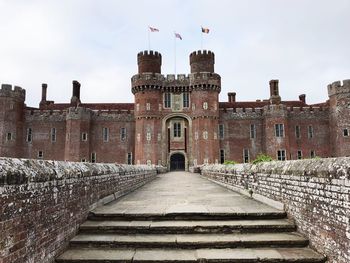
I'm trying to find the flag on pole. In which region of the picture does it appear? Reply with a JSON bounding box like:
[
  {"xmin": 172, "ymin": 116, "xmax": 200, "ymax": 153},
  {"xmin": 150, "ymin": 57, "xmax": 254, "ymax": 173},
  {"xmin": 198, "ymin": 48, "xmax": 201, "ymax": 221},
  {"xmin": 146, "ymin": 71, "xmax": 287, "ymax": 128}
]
[
  {"xmin": 201, "ymin": 27, "xmax": 210, "ymax": 34},
  {"xmin": 149, "ymin": 26, "xmax": 159, "ymax": 32},
  {"xmin": 175, "ymin": 32, "xmax": 182, "ymax": 40}
]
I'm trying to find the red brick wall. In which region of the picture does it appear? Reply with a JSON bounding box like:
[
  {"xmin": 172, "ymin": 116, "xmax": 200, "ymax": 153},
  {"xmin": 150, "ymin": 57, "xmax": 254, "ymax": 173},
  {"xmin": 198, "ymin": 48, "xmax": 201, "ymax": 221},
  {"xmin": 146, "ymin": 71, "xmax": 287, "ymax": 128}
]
[{"xmin": 0, "ymin": 158, "xmax": 158, "ymax": 263}]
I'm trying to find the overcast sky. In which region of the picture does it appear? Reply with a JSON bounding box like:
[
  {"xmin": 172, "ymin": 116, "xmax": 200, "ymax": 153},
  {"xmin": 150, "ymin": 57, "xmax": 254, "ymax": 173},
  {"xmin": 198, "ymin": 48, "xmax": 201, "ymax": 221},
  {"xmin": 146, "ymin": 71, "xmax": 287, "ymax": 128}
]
[{"xmin": 0, "ymin": 0, "xmax": 349, "ymax": 107}]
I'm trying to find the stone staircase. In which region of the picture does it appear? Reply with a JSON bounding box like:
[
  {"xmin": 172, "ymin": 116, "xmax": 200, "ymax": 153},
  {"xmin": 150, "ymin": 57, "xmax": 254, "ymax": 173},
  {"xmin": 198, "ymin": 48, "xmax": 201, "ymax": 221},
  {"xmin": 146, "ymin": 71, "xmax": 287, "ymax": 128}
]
[{"xmin": 56, "ymin": 210, "xmax": 326, "ymax": 262}]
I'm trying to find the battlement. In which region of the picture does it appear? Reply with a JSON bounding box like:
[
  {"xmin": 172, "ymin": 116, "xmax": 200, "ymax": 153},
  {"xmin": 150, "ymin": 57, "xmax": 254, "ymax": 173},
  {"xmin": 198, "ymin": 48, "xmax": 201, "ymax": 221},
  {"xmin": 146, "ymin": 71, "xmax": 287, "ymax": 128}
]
[
  {"xmin": 0, "ymin": 84, "xmax": 26, "ymax": 100},
  {"xmin": 327, "ymin": 79, "xmax": 350, "ymax": 97},
  {"xmin": 66, "ymin": 107, "xmax": 92, "ymax": 120},
  {"xmin": 137, "ymin": 50, "xmax": 162, "ymax": 74},
  {"xmin": 190, "ymin": 50, "xmax": 215, "ymax": 73}
]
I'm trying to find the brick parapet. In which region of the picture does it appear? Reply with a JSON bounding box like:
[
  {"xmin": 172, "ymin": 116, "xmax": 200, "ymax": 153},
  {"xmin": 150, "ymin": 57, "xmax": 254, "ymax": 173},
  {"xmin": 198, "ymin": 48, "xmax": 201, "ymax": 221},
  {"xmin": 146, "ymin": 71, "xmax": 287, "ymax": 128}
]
[
  {"xmin": 0, "ymin": 84, "xmax": 26, "ymax": 101},
  {"xmin": 0, "ymin": 157, "xmax": 161, "ymax": 263},
  {"xmin": 201, "ymin": 158, "xmax": 350, "ymax": 263},
  {"xmin": 327, "ymin": 79, "xmax": 350, "ymax": 97}
]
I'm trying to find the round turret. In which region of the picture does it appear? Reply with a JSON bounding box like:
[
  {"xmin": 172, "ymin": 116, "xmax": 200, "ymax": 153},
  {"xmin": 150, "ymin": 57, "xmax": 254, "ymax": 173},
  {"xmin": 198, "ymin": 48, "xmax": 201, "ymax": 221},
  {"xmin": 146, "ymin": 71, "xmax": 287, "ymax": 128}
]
[
  {"xmin": 137, "ymin": 50, "xmax": 162, "ymax": 74},
  {"xmin": 189, "ymin": 50, "xmax": 215, "ymax": 73}
]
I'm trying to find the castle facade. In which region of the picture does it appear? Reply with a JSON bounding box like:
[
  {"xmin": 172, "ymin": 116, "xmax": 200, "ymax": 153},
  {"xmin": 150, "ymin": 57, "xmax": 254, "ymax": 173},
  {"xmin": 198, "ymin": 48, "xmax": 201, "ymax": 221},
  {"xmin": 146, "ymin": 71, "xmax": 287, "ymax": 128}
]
[{"xmin": 1, "ymin": 50, "xmax": 349, "ymax": 170}]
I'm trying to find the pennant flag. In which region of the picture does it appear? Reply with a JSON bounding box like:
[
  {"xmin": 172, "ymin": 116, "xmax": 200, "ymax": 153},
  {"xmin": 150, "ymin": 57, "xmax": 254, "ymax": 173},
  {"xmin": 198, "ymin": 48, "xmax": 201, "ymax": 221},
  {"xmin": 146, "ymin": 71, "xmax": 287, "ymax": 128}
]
[
  {"xmin": 149, "ymin": 26, "xmax": 159, "ymax": 32},
  {"xmin": 201, "ymin": 27, "xmax": 210, "ymax": 34},
  {"xmin": 175, "ymin": 32, "xmax": 182, "ymax": 40}
]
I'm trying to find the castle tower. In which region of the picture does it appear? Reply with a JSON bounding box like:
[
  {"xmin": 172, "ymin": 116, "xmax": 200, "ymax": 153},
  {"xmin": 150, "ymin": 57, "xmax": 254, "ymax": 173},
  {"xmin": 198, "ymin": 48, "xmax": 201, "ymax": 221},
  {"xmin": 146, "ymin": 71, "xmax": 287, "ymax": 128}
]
[
  {"xmin": 189, "ymin": 50, "xmax": 221, "ymax": 165},
  {"xmin": 0, "ymin": 84, "xmax": 25, "ymax": 157},
  {"xmin": 328, "ymin": 79, "xmax": 350, "ymax": 157},
  {"xmin": 132, "ymin": 51, "xmax": 163, "ymax": 165}
]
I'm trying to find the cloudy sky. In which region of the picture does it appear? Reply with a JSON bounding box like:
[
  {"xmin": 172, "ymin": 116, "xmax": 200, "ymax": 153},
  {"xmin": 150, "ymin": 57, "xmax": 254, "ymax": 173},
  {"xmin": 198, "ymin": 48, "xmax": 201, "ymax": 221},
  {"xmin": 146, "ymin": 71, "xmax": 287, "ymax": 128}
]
[{"xmin": 0, "ymin": 0, "xmax": 349, "ymax": 107}]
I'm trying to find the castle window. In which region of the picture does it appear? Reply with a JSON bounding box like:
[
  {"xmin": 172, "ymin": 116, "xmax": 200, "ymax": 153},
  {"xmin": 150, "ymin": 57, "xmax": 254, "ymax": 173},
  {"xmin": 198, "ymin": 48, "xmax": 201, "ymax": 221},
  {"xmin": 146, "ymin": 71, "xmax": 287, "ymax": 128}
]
[
  {"xmin": 51, "ymin": 128, "xmax": 56, "ymax": 142},
  {"xmin": 157, "ymin": 133, "xmax": 161, "ymax": 141},
  {"xmin": 297, "ymin": 150, "xmax": 302, "ymax": 160},
  {"xmin": 295, "ymin": 125, "xmax": 301, "ymax": 139},
  {"xmin": 275, "ymin": 124, "xmax": 284, "ymax": 137},
  {"xmin": 250, "ymin": 124, "xmax": 256, "ymax": 139},
  {"xmin": 310, "ymin": 150, "xmax": 316, "ymax": 158},
  {"xmin": 203, "ymin": 131, "xmax": 208, "ymax": 140},
  {"xmin": 120, "ymin": 128, "xmax": 127, "ymax": 141},
  {"xmin": 277, "ymin": 150, "xmax": 286, "ymax": 161},
  {"xmin": 343, "ymin": 129, "xmax": 349, "ymax": 137},
  {"xmin": 137, "ymin": 133, "xmax": 140, "ymax": 142},
  {"xmin": 214, "ymin": 132, "xmax": 217, "ymax": 140},
  {"xmin": 6, "ymin": 132, "xmax": 12, "ymax": 141},
  {"xmin": 192, "ymin": 103, "xmax": 196, "ymax": 110},
  {"xmin": 243, "ymin": 148, "xmax": 250, "ymax": 163},
  {"xmin": 103, "ymin": 127, "xmax": 109, "ymax": 142},
  {"xmin": 195, "ymin": 131, "xmax": 198, "ymax": 140},
  {"xmin": 203, "ymin": 102, "xmax": 208, "ymax": 110},
  {"xmin": 164, "ymin": 92, "xmax": 171, "ymax": 108},
  {"xmin": 127, "ymin": 153, "xmax": 133, "ymax": 165},
  {"xmin": 146, "ymin": 132, "xmax": 151, "ymax": 141},
  {"xmin": 183, "ymin": 92, "xmax": 190, "ymax": 108},
  {"xmin": 218, "ymin": 124, "xmax": 224, "ymax": 139},
  {"xmin": 136, "ymin": 103, "xmax": 140, "ymax": 111},
  {"xmin": 146, "ymin": 103, "xmax": 151, "ymax": 111},
  {"xmin": 38, "ymin": 151, "xmax": 43, "ymax": 159},
  {"xmin": 81, "ymin": 132, "xmax": 88, "ymax": 141},
  {"xmin": 173, "ymin": 122, "xmax": 181, "ymax": 137},
  {"xmin": 91, "ymin": 152, "xmax": 96, "ymax": 163},
  {"xmin": 308, "ymin": 126, "xmax": 314, "ymax": 138},
  {"xmin": 146, "ymin": 160, "xmax": 152, "ymax": 165},
  {"xmin": 220, "ymin": 149, "xmax": 225, "ymax": 164},
  {"xmin": 27, "ymin": 128, "xmax": 32, "ymax": 143},
  {"xmin": 9, "ymin": 103, "xmax": 14, "ymax": 110}
]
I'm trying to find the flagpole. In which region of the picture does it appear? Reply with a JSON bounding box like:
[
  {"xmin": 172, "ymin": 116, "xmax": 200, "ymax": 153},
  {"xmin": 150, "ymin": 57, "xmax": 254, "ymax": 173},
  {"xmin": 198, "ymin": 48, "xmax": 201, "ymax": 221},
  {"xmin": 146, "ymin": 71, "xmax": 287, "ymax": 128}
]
[
  {"xmin": 148, "ymin": 28, "xmax": 151, "ymax": 50},
  {"xmin": 174, "ymin": 32, "xmax": 177, "ymax": 75},
  {"xmin": 201, "ymin": 32, "xmax": 203, "ymax": 50}
]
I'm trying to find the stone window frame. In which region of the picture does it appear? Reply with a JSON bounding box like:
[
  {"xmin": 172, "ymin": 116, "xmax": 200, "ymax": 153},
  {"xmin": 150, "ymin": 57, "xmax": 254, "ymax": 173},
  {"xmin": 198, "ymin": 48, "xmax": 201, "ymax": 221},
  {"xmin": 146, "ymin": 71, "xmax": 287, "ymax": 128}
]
[
  {"xmin": 220, "ymin": 149, "xmax": 225, "ymax": 164},
  {"xmin": 183, "ymin": 92, "xmax": 190, "ymax": 108},
  {"xmin": 243, "ymin": 148, "xmax": 250, "ymax": 163},
  {"xmin": 164, "ymin": 92, "xmax": 171, "ymax": 108},
  {"xmin": 310, "ymin": 150, "xmax": 316, "ymax": 158},
  {"xmin": 136, "ymin": 103, "xmax": 140, "ymax": 111},
  {"xmin": 38, "ymin": 150, "xmax": 43, "ymax": 159},
  {"xmin": 277, "ymin": 149, "xmax": 286, "ymax": 161},
  {"xmin": 6, "ymin": 132, "xmax": 13, "ymax": 141},
  {"xmin": 146, "ymin": 103, "xmax": 151, "ymax": 111},
  {"xmin": 297, "ymin": 150, "xmax": 302, "ymax": 160},
  {"xmin": 218, "ymin": 124, "xmax": 224, "ymax": 140},
  {"xmin": 137, "ymin": 133, "xmax": 141, "ymax": 142},
  {"xmin": 203, "ymin": 102, "xmax": 208, "ymax": 110},
  {"xmin": 127, "ymin": 152, "xmax": 133, "ymax": 165},
  {"xmin": 192, "ymin": 103, "xmax": 196, "ymax": 110},
  {"xmin": 250, "ymin": 124, "xmax": 256, "ymax": 139},
  {"xmin": 102, "ymin": 127, "xmax": 109, "ymax": 142},
  {"xmin": 275, "ymin": 124, "xmax": 284, "ymax": 138},
  {"xmin": 173, "ymin": 122, "xmax": 181, "ymax": 138},
  {"xmin": 120, "ymin": 127, "xmax": 127, "ymax": 141},
  {"xmin": 194, "ymin": 131, "xmax": 199, "ymax": 140},
  {"xmin": 81, "ymin": 132, "xmax": 88, "ymax": 142},
  {"xmin": 343, "ymin": 128, "xmax": 349, "ymax": 137},
  {"xmin": 51, "ymin": 128, "xmax": 57, "ymax": 142},
  {"xmin": 91, "ymin": 152, "xmax": 96, "ymax": 163},
  {"xmin": 295, "ymin": 125, "xmax": 301, "ymax": 139},
  {"xmin": 26, "ymin": 128, "xmax": 33, "ymax": 143},
  {"xmin": 308, "ymin": 125, "xmax": 314, "ymax": 139},
  {"xmin": 146, "ymin": 132, "xmax": 151, "ymax": 141},
  {"xmin": 203, "ymin": 131, "xmax": 208, "ymax": 140}
]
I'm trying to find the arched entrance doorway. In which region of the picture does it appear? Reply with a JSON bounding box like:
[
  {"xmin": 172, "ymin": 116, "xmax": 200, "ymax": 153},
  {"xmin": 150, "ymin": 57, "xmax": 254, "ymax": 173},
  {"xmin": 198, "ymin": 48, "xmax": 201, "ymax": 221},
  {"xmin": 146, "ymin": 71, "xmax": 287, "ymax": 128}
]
[{"xmin": 170, "ymin": 153, "xmax": 185, "ymax": 171}]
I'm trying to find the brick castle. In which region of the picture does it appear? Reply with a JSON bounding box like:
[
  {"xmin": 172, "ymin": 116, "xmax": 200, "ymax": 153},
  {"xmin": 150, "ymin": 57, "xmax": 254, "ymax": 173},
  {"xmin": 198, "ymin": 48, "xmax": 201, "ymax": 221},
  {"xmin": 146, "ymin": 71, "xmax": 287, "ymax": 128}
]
[{"xmin": 0, "ymin": 50, "xmax": 349, "ymax": 170}]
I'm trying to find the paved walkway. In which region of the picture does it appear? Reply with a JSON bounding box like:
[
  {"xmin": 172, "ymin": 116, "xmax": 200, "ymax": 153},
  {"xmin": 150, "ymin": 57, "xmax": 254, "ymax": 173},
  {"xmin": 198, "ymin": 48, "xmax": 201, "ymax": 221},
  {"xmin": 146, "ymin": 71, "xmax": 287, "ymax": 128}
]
[{"xmin": 93, "ymin": 172, "xmax": 281, "ymax": 215}]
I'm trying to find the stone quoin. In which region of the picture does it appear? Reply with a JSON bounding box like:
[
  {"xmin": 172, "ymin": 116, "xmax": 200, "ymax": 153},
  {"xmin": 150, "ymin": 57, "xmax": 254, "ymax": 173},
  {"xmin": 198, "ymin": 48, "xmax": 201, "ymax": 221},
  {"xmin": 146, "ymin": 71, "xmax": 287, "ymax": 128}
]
[{"xmin": 0, "ymin": 50, "xmax": 350, "ymax": 169}]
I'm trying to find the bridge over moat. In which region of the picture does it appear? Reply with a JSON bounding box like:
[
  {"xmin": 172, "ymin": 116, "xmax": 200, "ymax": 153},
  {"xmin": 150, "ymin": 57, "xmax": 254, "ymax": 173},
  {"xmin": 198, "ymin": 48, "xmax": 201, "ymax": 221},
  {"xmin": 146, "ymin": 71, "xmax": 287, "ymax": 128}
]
[{"xmin": 1, "ymin": 157, "xmax": 349, "ymax": 262}]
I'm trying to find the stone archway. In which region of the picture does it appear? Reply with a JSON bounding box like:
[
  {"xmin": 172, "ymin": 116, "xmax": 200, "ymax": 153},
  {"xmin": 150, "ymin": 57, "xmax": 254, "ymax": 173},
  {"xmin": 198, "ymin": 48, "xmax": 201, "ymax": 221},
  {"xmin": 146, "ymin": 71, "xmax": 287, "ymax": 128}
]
[{"xmin": 170, "ymin": 153, "xmax": 185, "ymax": 171}]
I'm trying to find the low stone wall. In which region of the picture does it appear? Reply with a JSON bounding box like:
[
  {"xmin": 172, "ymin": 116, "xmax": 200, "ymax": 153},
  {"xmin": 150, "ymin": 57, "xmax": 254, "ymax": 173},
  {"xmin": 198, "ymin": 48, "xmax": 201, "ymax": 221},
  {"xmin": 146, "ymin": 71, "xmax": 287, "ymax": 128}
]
[
  {"xmin": 0, "ymin": 158, "xmax": 159, "ymax": 263},
  {"xmin": 201, "ymin": 158, "xmax": 350, "ymax": 263}
]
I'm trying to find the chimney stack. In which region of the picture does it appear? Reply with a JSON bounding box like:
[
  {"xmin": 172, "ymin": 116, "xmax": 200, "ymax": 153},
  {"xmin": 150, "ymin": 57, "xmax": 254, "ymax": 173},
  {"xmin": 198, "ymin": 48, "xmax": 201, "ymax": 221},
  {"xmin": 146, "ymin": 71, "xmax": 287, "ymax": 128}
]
[
  {"xmin": 228, "ymin": 92, "xmax": 236, "ymax": 103},
  {"xmin": 41, "ymin": 83, "xmax": 47, "ymax": 102},
  {"xmin": 71, "ymin": 80, "xmax": 81, "ymax": 105},
  {"xmin": 269, "ymin": 79, "xmax": 281, "ymax": 104},
  {"xmin": 299, "ymin": 94, "xmax": 306, "ymax": 104}
]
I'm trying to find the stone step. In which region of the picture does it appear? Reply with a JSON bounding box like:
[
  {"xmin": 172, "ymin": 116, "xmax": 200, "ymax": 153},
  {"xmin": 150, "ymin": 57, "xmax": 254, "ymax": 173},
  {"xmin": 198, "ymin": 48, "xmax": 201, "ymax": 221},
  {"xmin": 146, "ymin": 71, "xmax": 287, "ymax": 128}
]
[
  {"xmin": 80, "ymin": 219, "xmax": 296, "ymax": 234},
  {"xmin": 70, "ymin": 232, "xmax": 308, "ymax": 249},
  {"xmin": 88, "ymin": 211, "xmax": 287, "ymax": 221},
  {"xmin": 56, "ymin": 247, "xmax": 326, "ymax": 262}
]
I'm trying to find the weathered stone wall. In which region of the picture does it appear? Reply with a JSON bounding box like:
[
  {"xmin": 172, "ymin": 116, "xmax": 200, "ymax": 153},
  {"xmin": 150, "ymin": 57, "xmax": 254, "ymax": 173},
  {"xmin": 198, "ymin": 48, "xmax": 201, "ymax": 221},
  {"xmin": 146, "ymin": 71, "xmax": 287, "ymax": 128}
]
[
  {"xmin": 0, "ymin": 158, "xmax": 159, "ymax": 263},
  {"xmin": 201, "ymin": 158, "xmax": 350, "ymax": 263}
]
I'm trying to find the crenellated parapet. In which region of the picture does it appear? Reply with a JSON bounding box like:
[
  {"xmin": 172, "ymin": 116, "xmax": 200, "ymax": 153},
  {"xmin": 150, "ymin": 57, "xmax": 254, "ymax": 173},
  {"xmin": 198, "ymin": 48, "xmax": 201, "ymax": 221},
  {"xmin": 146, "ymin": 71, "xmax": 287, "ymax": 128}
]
[
  {"xmin": 190, "ymin": 50, "xmax": 215, "ymax": 73},
  {"xmin": 66, "ymin": 107, "xmax": 92, "ymax": 120},
  {"xmin": 220, "ymin": 107, "xmax": 263, "ymax": 120},
  {"xmin": 137, "ymin": 50, "xmax": 162, "ymax": 74},
  {"xmin": 0, "ymin": 84, "xmax": 26, "ymax": 101},
  {"xmin": 327, "ymin": 79, "xmax": 350, "ymax": 97},
  {"xmin": 131, "ymin": 72, "xmax": 221, "ymax": 94}
]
